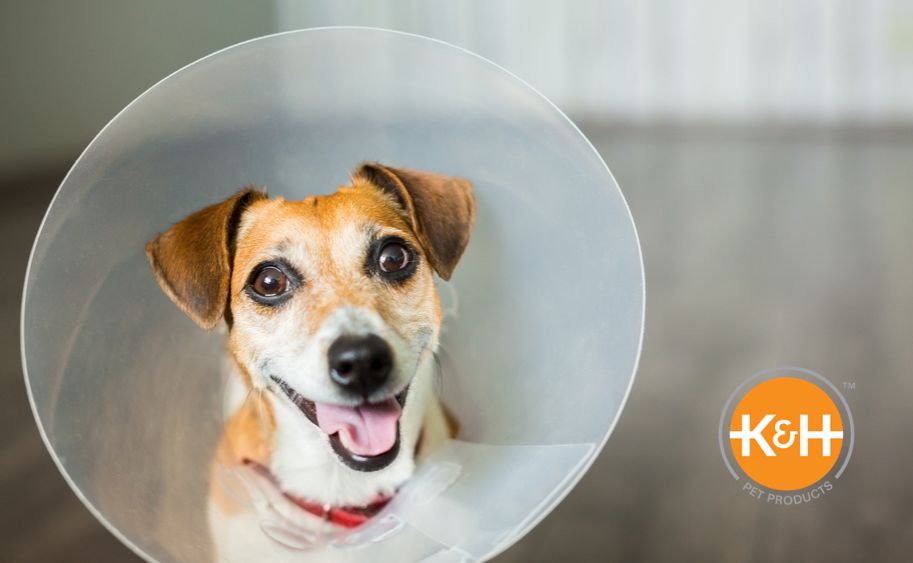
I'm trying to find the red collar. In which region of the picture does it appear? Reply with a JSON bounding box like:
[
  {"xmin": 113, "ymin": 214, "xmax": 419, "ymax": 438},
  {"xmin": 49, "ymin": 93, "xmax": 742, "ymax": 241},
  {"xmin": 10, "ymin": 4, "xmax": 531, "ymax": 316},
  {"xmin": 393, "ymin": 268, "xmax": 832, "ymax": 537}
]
[
  {"xmin": 242, "ymin": 458, "xmax": 392, "ymax": 528},
  {"xmin": 284, "ymin": 492, "xmax": 391, "ymax": 528}
]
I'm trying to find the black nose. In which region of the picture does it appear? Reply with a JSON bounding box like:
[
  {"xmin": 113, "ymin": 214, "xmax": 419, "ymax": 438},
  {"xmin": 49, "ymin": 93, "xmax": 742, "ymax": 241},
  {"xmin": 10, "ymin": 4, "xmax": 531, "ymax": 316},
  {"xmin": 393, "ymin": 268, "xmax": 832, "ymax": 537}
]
[{"xmin": 327, "ymin": 334, "xmax": 393, "ymax": 398}]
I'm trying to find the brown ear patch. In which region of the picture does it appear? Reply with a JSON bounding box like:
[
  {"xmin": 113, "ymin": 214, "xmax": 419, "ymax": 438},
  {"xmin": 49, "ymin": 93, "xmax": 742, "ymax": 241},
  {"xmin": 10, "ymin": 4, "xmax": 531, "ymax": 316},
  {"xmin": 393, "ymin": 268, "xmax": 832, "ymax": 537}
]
[
  {"xmin": 353, "ymin": 162, "xmax": 476, "ymax": 280},
  {"xmin": 146, "ymin": 188, "xmax": 267, "ymax": 330}
]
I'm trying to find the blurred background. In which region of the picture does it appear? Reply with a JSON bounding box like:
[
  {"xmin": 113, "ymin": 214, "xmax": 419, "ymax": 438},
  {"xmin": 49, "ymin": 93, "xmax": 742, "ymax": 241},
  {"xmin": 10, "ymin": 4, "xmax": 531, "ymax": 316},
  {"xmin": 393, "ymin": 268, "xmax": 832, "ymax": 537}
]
[{"xmin": 3, "ymin": 1, "xmax": 913, "ymax": 561}]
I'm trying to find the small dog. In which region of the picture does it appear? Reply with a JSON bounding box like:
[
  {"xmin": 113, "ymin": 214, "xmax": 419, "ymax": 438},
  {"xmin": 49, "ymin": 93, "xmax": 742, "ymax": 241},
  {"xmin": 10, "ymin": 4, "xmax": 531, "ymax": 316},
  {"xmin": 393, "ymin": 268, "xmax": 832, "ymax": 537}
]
[{"xmin": 146, "ymin": 163, "xmax": 474, "ymax": 550}]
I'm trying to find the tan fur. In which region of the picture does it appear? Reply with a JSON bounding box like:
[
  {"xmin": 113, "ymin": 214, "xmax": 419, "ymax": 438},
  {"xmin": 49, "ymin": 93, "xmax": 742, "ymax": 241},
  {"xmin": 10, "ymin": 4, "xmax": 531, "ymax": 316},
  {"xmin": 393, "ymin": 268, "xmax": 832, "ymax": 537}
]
[
  {"xmin": 209, "ymin": 404, "xmax": 270, "ymax": 516},
  {"xmin": 146, "ymin": 189, "xmax": 268, "ymax": 330},
  {"xmin": 352, "ymin": 164, "xmax": 475, "ymax": 280},
  {"xmin": 228, "ymin": 185, "xmax": 442, "ymax": 348},
  {"xmin": 146, "ymin": 163, "xmax": 474, "ymax": 549}
]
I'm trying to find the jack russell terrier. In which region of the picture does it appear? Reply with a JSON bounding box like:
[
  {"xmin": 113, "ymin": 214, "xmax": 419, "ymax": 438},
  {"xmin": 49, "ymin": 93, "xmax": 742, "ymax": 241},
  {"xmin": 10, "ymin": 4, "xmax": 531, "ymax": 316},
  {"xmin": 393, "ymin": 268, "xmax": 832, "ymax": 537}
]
[{"xmin": 146, "ymin": 163, "xmax": 474, "ymax": 548}]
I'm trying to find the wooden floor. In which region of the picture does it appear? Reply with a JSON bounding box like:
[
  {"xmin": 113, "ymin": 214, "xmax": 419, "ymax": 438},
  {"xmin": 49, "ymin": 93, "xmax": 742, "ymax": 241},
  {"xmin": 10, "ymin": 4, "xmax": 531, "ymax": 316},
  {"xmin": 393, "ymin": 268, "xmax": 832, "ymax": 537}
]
[{"xmin": 3, "ymin": 126, "xmax": 913, "ymax": 562}]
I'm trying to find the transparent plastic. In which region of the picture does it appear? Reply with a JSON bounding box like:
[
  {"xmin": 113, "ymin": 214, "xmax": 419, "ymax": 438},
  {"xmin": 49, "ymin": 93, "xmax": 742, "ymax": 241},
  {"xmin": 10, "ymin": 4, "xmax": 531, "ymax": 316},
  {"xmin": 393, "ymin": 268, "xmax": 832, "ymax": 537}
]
[{"xmin": 21, "ymin": 28, "xmax": 643, "ymax": 562}]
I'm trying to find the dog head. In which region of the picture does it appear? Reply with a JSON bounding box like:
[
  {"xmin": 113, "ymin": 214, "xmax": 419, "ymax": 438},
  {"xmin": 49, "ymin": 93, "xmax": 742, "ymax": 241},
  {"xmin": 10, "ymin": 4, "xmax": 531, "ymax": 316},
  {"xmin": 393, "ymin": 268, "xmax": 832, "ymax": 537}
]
[{"xmin": 146, "ymin": 163, "xmax": 474, "ymax": 476}]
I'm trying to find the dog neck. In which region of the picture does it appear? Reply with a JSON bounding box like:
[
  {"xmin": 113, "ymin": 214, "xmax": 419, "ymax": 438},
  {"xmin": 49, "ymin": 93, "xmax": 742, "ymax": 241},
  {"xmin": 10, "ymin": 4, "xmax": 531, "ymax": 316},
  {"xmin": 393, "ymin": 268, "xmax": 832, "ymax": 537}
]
[{"xmin": 240, "ymin": 457, "xmax": 394, "ymax": 528}]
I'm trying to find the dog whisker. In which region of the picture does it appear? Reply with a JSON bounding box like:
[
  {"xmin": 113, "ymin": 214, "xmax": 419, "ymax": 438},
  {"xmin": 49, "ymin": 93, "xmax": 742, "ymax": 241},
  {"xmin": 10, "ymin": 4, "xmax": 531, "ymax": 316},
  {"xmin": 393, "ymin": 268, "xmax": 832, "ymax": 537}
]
[
  {"xmin": 431, "ymin": 350, "xmax": 444, "ymax": 398},
  {"xmin": 257, "ymin": 388, "xmax": 273, "ymax": 440}
]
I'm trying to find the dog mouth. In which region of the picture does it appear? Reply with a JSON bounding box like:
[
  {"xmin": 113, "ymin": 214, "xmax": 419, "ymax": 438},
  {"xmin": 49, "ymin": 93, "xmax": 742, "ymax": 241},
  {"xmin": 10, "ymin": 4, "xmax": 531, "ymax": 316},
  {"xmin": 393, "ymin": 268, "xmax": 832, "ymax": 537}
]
[{"xmin": 270, "ymin": 377, "xmax": 408, "ymax": 472}]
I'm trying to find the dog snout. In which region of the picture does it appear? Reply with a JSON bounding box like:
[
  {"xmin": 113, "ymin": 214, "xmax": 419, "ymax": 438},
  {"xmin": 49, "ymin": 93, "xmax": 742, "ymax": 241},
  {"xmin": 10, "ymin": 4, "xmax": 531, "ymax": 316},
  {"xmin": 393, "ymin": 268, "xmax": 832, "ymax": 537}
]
[{"xmin": 327, "ymin": 334, "xmax": 394, "ymax": 398}]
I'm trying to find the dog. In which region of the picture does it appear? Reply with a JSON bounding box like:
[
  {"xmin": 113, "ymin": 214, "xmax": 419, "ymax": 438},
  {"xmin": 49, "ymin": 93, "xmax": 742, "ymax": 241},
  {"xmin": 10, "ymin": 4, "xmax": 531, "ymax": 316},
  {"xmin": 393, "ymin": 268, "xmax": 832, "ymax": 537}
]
[{"xmin": 145, "ymin": 162, "xmax": 474, "ymax": 554}]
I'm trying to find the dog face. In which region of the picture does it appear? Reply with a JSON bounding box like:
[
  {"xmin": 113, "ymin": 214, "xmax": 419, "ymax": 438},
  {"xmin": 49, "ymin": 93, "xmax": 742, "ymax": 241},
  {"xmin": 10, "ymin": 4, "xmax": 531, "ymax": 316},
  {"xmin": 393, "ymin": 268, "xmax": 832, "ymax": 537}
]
[
  {"xmin": 227, "ymin": 176, "xmax": 446, "ymax": 471},
  {"xmin": 146, "ymin": 163, "xmax": 474, "ymax": 482}
]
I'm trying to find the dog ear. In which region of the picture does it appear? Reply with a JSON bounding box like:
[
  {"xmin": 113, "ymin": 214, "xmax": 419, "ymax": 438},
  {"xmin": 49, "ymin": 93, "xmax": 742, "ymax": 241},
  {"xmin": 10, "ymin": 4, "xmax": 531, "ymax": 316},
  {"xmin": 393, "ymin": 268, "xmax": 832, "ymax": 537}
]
[
  {"xmin": 353, "ymin": 162, "xmax": 476, "ymax": 280},
  {"xmin": 145, "ymin": 188, "xmax": 267, "ymax": 330}
]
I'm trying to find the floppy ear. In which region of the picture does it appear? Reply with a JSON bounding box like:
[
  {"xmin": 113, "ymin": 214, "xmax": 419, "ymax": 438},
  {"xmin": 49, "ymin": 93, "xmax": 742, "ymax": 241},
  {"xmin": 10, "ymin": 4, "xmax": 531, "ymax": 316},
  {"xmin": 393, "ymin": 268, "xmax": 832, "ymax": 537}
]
[
  {"xmin": 145, "ymin": 188, "xmax": 268, "ymax": 330},
  {"xmin": 353, "ymin": 162, "xmax": 476, "ymax": 280}
]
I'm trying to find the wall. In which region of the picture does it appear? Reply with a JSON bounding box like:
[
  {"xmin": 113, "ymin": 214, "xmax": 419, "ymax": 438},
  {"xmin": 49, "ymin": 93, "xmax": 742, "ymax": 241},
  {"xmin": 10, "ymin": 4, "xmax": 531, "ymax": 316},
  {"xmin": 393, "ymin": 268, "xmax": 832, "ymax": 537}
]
[
  {"xmin": 0, "ymin": 1, "xmax": 275, "ymax": 174},
  {"xmin": 278, "ymin": 0, "xmax": 913, "ymax": 124},
  {"xmin": 6, "ymin": 0, "xmax": 913, "ymax": 174}
]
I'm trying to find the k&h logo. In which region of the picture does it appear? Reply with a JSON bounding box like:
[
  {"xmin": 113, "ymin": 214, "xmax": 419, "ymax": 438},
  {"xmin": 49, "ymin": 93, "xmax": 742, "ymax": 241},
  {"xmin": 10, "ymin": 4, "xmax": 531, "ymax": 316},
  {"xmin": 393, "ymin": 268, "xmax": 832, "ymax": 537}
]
[{"xmin": 719, "ymin": 367, "xmax": 854, "ymax": 503}]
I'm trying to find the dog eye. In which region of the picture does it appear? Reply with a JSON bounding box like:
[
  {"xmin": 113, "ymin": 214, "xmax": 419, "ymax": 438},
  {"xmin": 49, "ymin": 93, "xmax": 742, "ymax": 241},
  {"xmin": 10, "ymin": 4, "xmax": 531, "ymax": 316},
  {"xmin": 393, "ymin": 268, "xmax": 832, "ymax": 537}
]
[
  {"xmin": 378, "ymin": 243, "xmax": 410, "ymax": 273},
  {"xmin": 251, "ymin": 266, "xmax": 288, "ymax": 297}
]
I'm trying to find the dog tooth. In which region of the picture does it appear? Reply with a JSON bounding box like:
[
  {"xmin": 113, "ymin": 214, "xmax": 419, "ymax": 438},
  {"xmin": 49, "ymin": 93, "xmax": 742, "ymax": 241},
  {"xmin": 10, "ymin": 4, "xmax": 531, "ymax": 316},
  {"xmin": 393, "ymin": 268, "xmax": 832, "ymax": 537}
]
[{"xmin": 339, "ymin": 432, "xmax": 352, "ymax": 451}]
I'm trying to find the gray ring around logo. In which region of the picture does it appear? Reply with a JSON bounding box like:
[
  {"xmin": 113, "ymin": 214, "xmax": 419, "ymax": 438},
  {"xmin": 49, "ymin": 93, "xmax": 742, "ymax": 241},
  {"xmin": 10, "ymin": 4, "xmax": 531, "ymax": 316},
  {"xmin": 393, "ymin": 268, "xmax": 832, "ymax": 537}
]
[{"xmin": 718, "ymin": 366, "xmax": 855, "ymax": 482}]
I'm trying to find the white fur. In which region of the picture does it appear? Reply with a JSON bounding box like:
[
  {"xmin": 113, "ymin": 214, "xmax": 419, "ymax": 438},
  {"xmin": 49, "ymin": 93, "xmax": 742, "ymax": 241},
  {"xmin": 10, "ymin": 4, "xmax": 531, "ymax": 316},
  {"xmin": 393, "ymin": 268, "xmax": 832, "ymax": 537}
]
[{"xmin": 247, "ymin": 303, "xmax": 425, "ymax": 408}]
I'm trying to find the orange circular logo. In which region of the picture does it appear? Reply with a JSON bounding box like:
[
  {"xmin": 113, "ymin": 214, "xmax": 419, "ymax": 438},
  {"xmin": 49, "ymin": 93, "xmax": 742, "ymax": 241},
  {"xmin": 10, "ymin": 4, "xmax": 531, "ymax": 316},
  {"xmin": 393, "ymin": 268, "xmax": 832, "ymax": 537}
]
[{"xmin": 729, "ymin": 377, "xmax": 843, "ymax": 490}]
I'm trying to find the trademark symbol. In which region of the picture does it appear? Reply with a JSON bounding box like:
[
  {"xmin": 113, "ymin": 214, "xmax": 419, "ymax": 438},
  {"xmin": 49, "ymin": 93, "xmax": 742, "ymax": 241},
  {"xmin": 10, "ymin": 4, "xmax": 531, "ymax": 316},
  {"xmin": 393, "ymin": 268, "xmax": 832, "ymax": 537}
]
[{"xmin": 843, "ymin": 382, "xmax": 855, "ymax": 390}]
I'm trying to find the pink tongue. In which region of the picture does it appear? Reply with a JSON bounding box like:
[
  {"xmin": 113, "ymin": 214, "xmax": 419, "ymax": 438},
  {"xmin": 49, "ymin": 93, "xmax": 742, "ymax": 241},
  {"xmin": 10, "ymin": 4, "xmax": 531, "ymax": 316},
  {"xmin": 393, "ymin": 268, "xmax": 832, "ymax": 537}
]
[{"xmin": 315, "ymin": 398, "xmax": 402, "ymax": 457}]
